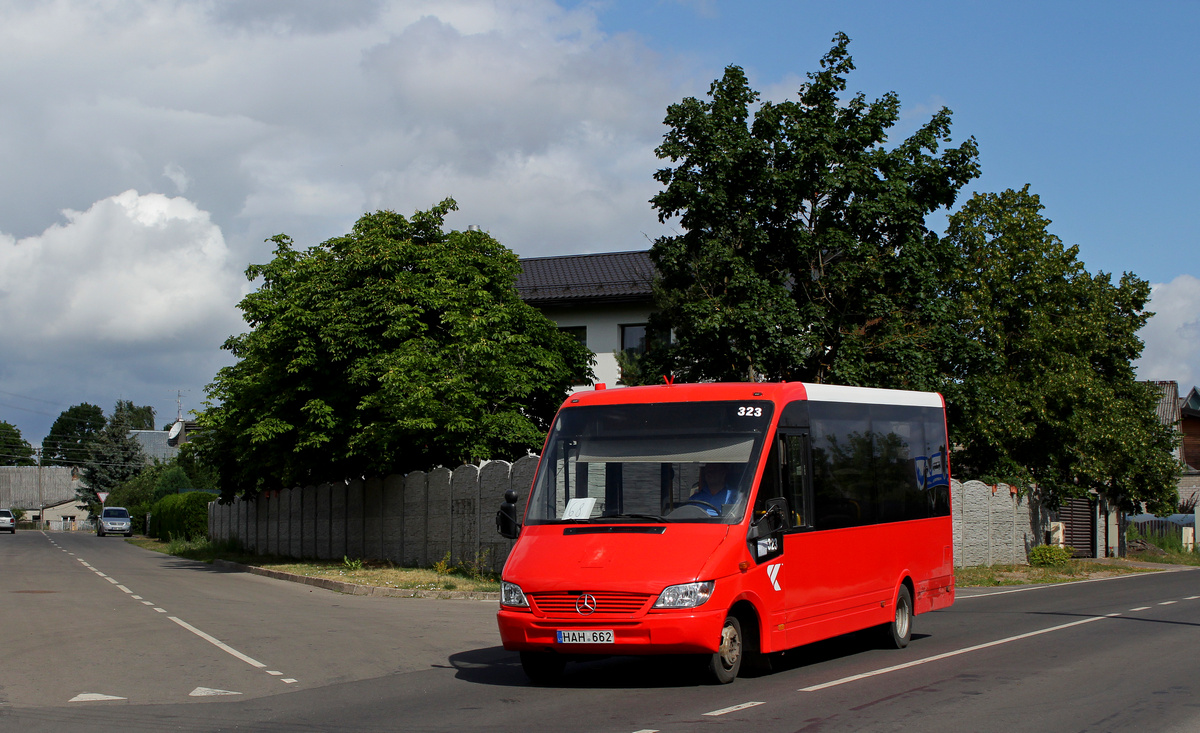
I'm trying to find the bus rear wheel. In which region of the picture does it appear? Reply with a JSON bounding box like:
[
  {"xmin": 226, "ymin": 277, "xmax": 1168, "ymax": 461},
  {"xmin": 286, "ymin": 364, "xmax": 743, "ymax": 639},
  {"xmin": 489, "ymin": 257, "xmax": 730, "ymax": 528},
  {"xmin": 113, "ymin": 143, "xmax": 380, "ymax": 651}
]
[
  {"xmin": 706, "ymin": 615, "xmax": 743, "ymax": 684},
  {"xmin": 519, "ymin": 651, "xmax": 565, "ymax": 685},
  {"xmin": 882, "ymin": 585, "xmax": 913, "ymax": 649}
]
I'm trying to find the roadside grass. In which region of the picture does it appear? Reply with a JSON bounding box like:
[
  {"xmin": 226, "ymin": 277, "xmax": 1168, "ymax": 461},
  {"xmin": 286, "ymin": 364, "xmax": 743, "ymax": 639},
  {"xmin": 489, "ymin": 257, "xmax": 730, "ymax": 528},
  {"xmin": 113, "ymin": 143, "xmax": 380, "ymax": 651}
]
[
  {"xmin": 126, "ymin": 536, "xmax": 501, "ymax": 593},
  {"xmin": 955, "ymin": 561, "xmax": 1154, "ymax": 587},
  {"xmin": 1123, "ymin": 547, "xmax": 1200, "ymax": 566}
]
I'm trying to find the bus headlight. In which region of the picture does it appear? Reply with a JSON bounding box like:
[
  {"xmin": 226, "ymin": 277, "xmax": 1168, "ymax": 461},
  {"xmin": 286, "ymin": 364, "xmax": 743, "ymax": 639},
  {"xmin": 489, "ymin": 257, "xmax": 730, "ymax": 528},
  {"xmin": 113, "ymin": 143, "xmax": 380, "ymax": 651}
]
[
  {"xmin": 653, "ymin": 581, "xmax": 714, "ymax": 609},
  {"xmin": 501, "ymin": 581, "xmax": 529, "ymax": 607}
]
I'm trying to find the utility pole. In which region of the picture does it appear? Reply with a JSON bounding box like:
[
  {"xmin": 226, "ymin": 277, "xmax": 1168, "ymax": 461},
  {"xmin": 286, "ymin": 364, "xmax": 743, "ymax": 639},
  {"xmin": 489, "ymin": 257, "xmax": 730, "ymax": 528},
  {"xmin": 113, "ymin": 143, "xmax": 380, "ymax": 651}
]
[{"xmin": 35, "ymin": 447, "xmax": 43, "ymax": 531}]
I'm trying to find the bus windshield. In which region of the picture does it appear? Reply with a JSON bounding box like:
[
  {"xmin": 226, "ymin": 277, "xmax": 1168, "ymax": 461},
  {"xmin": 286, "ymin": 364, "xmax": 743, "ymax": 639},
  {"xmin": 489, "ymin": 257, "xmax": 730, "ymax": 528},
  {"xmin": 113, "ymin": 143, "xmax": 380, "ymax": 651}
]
[{"xmin": 525, "ymin": 400, "xmax": 774, "ymax": 525}]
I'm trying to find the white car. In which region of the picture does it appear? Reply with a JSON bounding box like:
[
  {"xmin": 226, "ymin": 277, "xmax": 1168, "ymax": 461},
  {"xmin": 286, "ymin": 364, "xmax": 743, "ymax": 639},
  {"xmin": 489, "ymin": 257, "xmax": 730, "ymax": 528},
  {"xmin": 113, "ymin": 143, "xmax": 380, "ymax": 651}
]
[
  {"xmin": 97, "ymin": 507, "xmax": 132, "ymax": 537},
  {"xmin": 0, "ymin": 509, "xmax": 14, "ymax": 533}
]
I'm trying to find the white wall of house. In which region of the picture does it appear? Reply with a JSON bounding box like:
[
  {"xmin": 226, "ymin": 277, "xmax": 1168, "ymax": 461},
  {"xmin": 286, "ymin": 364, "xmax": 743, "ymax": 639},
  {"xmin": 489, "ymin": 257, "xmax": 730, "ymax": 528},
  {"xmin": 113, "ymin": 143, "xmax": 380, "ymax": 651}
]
[{"xmin": 539, "ymin": 302, "xmax": 654, "ymax": 389}]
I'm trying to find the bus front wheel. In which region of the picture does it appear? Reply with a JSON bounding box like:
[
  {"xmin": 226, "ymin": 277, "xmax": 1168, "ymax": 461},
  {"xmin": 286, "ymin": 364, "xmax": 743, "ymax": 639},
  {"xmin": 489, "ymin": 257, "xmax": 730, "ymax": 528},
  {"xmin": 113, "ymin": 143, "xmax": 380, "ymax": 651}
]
[
  {"xmin": 882, "ymin": 585, "xmax": 913, "ymax": 649},
  {"xmin": 706, "ymin": 615, "xmax": 743, "ymax": 684}
]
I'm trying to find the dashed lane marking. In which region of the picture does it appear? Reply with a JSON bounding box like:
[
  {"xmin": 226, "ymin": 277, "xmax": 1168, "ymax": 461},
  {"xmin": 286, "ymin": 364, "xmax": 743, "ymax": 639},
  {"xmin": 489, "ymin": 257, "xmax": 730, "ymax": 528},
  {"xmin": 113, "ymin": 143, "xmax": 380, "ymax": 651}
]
[
  {"xmin": 800, "ymin": 614, "xmax": 1116, "ymax": 692},
  {"xmin": 1130, "ymin": 606, "xmax": 1152, "ymax": 611},
  {"xmin": 703, "ymin": 702, "xmax": 765, "ymax": 716}
]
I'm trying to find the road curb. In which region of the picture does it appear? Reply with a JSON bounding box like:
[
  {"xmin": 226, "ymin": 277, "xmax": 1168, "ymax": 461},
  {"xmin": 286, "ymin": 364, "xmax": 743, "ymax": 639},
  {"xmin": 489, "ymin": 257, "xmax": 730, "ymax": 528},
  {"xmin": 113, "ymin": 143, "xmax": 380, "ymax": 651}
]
[{"xmin": 212, "ymin": 559, "xmax": 501, "ymax": 601}]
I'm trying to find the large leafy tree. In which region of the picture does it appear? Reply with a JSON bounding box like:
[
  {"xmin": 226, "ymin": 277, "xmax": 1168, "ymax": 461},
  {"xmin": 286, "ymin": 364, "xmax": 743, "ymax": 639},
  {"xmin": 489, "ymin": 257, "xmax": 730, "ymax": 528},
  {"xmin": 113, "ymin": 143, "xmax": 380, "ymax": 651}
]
[
  {"xmin": 0, "ymin": 421, "xmax": 36, "ymax": 466},
  {"xmin": 113, "ymin": 400, "xmax": 156, "ymax": 431},
  {"xmin": 943, "ymin": 186, "xmax": 1180, "ymax": 512},
  {"xmin": 41, "ymin": 403, "xmax": 106, "ymax": 466},
  {"xmin": 80, "ymin": 402, "xmax": 149, "ymax": 504},
  {"xmin": 196, "ymin": 199, "xmax": 592, "ymax": 499},
  {"xmin": 647, "ymin": 33, "xmax": 979, "ymax": 387}
]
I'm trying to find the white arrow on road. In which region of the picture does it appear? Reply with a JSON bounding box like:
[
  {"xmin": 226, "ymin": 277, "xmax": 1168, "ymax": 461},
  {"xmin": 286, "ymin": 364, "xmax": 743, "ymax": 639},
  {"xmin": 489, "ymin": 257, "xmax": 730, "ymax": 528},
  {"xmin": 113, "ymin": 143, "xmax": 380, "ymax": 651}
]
[
  {"xmin": 189, "ymin": 687, "xmax": 242, "ymax": 697},
  {"xmin": 69, "ymin": 693, "xmax": 126, "ymax": 702}
]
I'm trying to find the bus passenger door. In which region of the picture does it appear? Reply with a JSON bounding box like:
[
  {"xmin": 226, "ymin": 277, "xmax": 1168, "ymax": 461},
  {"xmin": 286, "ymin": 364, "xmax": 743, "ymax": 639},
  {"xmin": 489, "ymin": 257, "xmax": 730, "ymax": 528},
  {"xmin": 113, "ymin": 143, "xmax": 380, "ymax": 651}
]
[
  {"xmin": 773, "ymin": 431, "xmax": 822, "ymax": 649},
  {"xmin": 749, "ymin": 432, "xmax": 808, "ymax": 653}
]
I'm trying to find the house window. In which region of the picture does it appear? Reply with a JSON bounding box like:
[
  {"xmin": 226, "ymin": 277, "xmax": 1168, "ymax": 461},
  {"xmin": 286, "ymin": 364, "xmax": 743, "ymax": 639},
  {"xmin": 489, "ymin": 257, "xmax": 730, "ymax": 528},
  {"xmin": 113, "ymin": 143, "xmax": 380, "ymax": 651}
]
[{"xmin": 620, "ymin": 324, "xmax": 649, "ymax": 356}]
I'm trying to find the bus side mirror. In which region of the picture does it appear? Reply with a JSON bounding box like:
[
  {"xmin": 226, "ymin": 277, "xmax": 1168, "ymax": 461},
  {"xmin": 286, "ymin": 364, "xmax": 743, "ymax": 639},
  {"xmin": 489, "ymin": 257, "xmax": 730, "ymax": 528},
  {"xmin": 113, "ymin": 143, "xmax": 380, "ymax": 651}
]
[
  {"xmin": 497, "ymin": 489, "xmax": 522, "ymax": 539},
  {"xmin": 748, "ymin": 497, "xmax": 787, "ymax": 562}
]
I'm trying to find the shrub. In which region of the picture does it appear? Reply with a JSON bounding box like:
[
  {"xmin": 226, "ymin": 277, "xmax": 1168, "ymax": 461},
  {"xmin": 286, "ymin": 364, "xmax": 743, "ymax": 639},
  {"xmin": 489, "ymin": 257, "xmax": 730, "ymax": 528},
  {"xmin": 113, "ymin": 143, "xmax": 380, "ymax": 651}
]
[
  {"xmin": 151, "ymin": 491, "xmax": 214, "ymax": 541},
  {"xmin": 1028, "ymin": 544, "xmax": 1073, "ymax": 567}
]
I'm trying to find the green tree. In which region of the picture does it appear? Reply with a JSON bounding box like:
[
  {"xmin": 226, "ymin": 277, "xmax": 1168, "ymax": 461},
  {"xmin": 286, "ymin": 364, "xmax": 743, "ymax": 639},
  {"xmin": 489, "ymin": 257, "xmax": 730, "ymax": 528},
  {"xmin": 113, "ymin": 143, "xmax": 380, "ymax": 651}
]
[
  {"xmin": 646, "ymin": 33, "xmax": 979, "ymax": 387},
  {"xmin": 943, "ymin": 186, "xmax": 1180, "ymax": 512},
  {"xmin": 41, "ymin": 403, "xmax": 106, "ymax": 466},
  {"xmin": 196, "ymin": 199, "xmax": 592, "ymax": 500},
  {"xmin": 113, "ymin": 400, "xmax": 155, "ymax": 430},
  {"xmin": 154, "ymin": 465, "xmax": 192, "ymax": 500},
  {"xmin": 79, "ymin": 402, "xmax": 148, "ymax": 506},
  {"xmin": 0, "ymin": 421, "xmax": 36, "ymax": 466}
]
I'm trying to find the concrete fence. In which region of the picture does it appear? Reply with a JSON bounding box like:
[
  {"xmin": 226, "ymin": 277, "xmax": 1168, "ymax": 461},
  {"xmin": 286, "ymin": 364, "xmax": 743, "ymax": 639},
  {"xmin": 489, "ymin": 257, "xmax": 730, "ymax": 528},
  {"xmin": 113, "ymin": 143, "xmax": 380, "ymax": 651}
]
[
  {"xmin": 207, "ymin": 456, "xmax": 539, "ymax": 573},
  {"xmin": 209, "ymin": 466, "xmax": 1045, "ymax": 571},
  {"xmin": 951, "ymin": 479, "xmax": 1048, "ymax": 566}
]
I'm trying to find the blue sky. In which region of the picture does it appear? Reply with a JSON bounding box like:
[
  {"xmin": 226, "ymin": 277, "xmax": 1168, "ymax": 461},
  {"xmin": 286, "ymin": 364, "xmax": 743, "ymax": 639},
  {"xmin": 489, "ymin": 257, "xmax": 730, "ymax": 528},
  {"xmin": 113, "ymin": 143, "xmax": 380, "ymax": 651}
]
[{"xmin": 0, "ymin": 0, "xmax": 1196, "ymax": 447}]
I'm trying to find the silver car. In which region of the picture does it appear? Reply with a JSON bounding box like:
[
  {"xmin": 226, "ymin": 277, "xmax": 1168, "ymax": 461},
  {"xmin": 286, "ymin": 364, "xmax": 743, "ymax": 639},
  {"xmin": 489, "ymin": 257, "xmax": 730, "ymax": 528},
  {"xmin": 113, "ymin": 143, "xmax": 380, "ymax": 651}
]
[
  {"xmin": 97, "ymin": 507, "xmax": 133, "ymax": 537},
  {"xmin": 0, "ymin": 509, "xmax": 14, "ymax": 533}
]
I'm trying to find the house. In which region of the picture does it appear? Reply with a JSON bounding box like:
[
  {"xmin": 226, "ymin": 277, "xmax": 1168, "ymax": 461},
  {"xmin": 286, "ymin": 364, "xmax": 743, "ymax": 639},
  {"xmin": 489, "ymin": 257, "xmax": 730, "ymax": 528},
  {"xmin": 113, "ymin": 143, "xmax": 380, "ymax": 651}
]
[
  {"xmin": 516, "ymin": 250, "xmax": 656, "ymax": 389},
  {"xmin": 1149, "ymin": 381, "xmax": 1200, "ymax": 507},
  {"xmin": 0, "ymin": 465, "xmax": 85, "ymax": 523}
]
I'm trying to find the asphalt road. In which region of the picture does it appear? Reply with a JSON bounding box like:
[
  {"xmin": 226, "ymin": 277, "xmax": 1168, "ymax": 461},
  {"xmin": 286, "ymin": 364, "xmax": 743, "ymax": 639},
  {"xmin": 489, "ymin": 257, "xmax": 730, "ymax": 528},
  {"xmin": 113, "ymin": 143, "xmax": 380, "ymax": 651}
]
[{"xmin": 3, "ymin": 530, "xmax": 1199, "ymax": 732}]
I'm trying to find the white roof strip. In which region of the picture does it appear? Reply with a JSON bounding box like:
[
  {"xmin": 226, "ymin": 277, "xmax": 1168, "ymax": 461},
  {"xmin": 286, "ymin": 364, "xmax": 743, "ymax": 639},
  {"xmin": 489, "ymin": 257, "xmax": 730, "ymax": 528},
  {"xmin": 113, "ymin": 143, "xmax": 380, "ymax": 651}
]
[{"xmin": 802, "ymin": 383, "xmax": 943, "ymax": 408}]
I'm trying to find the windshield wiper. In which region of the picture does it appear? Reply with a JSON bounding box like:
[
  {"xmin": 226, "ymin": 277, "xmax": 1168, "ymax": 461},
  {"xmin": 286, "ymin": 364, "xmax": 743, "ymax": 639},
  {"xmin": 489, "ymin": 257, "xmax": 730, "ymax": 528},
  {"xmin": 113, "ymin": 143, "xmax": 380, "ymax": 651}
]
[{"xmin": 602, "ymin": 513, "xmax": 670, "ymax": 523}]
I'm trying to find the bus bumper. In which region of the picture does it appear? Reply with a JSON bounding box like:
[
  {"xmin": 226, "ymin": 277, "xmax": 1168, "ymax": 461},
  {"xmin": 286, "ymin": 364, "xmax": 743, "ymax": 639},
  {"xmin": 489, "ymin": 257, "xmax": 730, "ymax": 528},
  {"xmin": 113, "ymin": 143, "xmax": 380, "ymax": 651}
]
[{"xmin": 497, "ymin": 607, "xmax": 728, "ymax": 655}]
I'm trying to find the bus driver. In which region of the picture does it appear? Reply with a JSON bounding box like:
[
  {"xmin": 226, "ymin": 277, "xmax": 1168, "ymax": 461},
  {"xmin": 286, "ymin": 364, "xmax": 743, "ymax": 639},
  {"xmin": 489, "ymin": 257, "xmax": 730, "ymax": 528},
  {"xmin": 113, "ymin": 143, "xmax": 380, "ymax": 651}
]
[{"xmin": 688, "ymin": 462, "xmax": 743, "ymax": 516}]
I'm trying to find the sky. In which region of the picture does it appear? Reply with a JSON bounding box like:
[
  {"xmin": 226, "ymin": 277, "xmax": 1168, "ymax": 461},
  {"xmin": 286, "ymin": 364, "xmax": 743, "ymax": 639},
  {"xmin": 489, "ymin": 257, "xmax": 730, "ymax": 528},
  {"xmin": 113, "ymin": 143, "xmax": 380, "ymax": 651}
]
[{"xmin": 1, "ymin": 0, "xmax": 1197, "ymax": 447}]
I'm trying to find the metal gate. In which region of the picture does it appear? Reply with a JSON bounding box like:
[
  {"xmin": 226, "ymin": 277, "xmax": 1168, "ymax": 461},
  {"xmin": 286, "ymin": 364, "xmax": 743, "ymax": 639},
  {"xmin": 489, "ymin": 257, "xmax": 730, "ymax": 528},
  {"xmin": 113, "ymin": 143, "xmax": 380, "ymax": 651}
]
[{"xmin": 1060, "ymin": 497, "xmax": 1096, "ymax": 557}]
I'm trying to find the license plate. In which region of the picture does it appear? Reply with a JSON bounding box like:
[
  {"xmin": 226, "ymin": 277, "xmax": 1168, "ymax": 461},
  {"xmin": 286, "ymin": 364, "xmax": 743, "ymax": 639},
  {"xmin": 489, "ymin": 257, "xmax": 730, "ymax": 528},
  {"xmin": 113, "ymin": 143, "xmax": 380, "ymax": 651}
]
[{"xmin": 557, "ymin": 629, "xmax": 613, "ymax": 644}]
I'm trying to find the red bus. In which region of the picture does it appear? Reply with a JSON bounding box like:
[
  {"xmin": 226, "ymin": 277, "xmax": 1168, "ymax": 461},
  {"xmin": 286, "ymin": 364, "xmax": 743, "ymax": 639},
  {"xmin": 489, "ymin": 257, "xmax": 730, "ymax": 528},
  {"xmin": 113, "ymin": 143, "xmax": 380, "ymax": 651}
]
[{"xmin": 496, "ymin": 381, "xmax": 953, "ymax": 684}]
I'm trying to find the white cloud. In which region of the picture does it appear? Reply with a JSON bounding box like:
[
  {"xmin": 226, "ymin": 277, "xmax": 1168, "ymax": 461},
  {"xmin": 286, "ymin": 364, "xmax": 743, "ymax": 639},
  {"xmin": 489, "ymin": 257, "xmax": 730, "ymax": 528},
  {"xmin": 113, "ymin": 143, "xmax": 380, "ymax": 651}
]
[
  {"xmin": 0, "ymin": 0, "xmax": 690, "ymax": 442},
  {"xmin": 0, "ymin": 190, "xmax": 244, "ymax": 347},
  {"xmin": 1135, "ymin": 274, "xmax": 1200, "ymax": 389}
]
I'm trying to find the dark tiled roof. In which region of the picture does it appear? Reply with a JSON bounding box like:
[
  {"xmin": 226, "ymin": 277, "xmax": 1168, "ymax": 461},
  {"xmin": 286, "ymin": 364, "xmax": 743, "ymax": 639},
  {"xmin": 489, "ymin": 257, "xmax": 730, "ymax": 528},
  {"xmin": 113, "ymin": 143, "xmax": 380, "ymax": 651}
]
[
  {"xmin": 1150, "ymin": 380, "xmax": 1181, "ymax": 426},
  {"xmin": 1183, "ymin": 386, "xmax": 1200, "ymax": 419},
  {"xmin": 517, "ymin": 250, "xmax": 655, "ymax": 306}
]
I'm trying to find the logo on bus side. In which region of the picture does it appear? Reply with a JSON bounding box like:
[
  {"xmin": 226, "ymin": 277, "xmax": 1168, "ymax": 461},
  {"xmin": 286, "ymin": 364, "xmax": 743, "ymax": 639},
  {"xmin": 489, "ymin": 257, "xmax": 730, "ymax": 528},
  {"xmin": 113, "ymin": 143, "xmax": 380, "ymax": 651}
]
[{"xmin": 766, "ymin": 563, "xmax": 782, "ymax": 592}]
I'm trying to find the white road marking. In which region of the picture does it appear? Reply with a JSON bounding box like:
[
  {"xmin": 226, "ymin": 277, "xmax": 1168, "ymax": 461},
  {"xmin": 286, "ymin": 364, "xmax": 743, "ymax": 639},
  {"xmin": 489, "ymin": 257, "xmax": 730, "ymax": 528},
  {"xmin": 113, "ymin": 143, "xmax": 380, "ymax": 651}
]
[
  {"xmin": 703, "ymin": 702, "xmax": 764, "ymax": 716},
  {"xmin": 1186, "ymin": 596, "xmax": 1200, "ymax": 600},
  {"xmin": 69, "ymin": 693, "xmax": 126, "ymax": 702},
  {"xmin": 959, "ymin": 571, "xmax": 1179, "ymax": 599},
  {"xmin": 800, "ymin": 614, "xmax": 1114, "ymax": 692},
  {"xmin": 1130, "ymin": 606, "xmax": 1152, "ymax": 611},
  {"xmin": 154, "ymin": 608, "xmax": 167, "ymax": 613},
  {"xmin": 631, "ymin": 730, "xmax": 660, "ymax": 733},
  {"xmin": 1159, "ymin": 601, "xmax": 1178, "ymax": 605},
  {"xmin": 141, "ymin": 600, "xmax": 155, "ymax": 606},
  {"xmin": 168, "ymin": 616, "xmax": 268, "ymax": 669},
  {"xmin": 117, "ymin": 586, "xmax": 132, "ymax": 593},
  {"xmin": 105, "ymin": 577, "xmax": 119, "ymax": 584},
  {"xmin": 189, "ymin": 687, "xmax": 242, "ymax": 697},
  {"xmin": 267, "ymin": 671, "xmax": 283, "ymax": 676},
  {"xmin": 132, "ymin": 595, "xmax": 143, "ymax": 600},
  {"xmin": 282, "ymin": 679, "xmax": 298, "ymax": 684}
]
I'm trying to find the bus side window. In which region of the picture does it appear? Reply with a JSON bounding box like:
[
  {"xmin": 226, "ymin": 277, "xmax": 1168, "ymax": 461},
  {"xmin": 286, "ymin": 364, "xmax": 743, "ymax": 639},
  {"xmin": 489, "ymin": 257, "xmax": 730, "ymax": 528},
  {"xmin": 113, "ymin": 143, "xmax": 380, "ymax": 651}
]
[
  {"xmin": 782, "ymin": 433, "xmax": 812, "ymax": 529},
  {"xmin": 754, "ymin": 438, "xmax": 787, "ymax": 527}
]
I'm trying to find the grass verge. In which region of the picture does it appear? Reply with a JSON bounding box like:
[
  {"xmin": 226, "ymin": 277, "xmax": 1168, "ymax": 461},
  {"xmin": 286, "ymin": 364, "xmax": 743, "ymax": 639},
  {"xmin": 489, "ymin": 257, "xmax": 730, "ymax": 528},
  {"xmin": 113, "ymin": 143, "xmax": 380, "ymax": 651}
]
[
  {"xmin": 957, "ymin": 560, "xmax": 1156, "ymax": 587},
  {"xmin": 126, "ymin": 536, "xmax": 500, "ymax": 594}
]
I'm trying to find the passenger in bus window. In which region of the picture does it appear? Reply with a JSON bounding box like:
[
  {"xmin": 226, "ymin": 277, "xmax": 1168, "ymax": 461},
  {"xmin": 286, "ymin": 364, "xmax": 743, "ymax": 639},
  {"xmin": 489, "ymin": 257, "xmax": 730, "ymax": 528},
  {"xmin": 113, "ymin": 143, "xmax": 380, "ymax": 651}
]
[{"xmin": 689, "ymin": 463, "xmax": 743, "ymax": 516}]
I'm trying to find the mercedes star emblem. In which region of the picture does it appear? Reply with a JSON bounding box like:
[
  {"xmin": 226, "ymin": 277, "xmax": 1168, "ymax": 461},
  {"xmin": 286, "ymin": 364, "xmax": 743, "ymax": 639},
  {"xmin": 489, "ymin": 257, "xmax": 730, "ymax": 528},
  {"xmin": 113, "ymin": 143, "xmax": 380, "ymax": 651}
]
[{"xmin": 575, "ymin": 593, "xmax": 598, "ymax": 615}]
